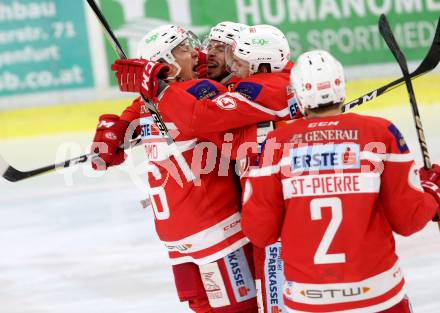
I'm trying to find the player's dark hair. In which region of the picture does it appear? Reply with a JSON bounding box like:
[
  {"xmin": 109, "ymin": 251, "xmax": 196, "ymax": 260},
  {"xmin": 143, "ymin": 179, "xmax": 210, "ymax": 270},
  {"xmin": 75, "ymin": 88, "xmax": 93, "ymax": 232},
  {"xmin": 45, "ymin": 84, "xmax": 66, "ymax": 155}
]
[{"xmin": 258, "ymin": 63, "xmax": 272, "ymax": 73}]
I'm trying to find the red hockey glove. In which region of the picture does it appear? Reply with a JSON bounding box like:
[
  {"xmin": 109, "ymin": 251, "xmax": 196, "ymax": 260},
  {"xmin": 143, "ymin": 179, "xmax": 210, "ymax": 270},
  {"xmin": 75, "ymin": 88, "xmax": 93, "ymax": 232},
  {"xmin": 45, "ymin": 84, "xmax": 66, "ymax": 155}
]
[
  {"xmin": 111, "ymin": 59, "xmax": 169, "ymax": 95},
  {"xmin": 195, "ymin": 48, "xmax": 207, "ymax": 78},
  {"xmin": 112, "ymin": 59, "xmax": 147, "ymax": 93},
  {"xmin": 419, "ymin": 164, "xmax": 440, "ymax": 220},
  {"xmin": 139, "ymin": 60, "xmax": 170, "ymax": 100},
  {"xmin": 91, "ymin": 114, "xmax": 128, "ymax": 170}
]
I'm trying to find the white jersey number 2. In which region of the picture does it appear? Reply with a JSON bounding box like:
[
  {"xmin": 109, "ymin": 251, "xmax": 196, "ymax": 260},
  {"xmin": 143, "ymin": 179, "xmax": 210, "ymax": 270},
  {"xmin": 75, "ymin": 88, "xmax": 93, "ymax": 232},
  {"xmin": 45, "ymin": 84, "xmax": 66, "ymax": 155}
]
[{"xmin": 310, "ymin": 197, "xmax": 346, "ymax": 264}]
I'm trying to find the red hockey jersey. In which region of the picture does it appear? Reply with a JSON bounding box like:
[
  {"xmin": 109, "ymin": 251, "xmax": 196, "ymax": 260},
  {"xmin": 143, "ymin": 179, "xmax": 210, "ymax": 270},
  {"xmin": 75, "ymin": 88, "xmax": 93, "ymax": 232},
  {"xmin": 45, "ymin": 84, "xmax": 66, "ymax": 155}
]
[
  {"xmin": 121, "ymin": 79, "xmax": 248, "ymax": 265},
  {"xmin": 157, "ymin": 62, "xmax": 296, "ymax": 138},
  {"xmin": 241, "ymin": 112, "xmax": 437, "ymax": 312}
]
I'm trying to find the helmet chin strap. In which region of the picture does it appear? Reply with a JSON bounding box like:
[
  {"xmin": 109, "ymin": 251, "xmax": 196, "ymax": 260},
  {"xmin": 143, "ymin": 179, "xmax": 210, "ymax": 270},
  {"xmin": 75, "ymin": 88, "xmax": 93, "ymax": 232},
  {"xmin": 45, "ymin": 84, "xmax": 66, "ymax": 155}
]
[{"xmin": 166, "ymin": 62, "xmax": 182, "ymax": 81}]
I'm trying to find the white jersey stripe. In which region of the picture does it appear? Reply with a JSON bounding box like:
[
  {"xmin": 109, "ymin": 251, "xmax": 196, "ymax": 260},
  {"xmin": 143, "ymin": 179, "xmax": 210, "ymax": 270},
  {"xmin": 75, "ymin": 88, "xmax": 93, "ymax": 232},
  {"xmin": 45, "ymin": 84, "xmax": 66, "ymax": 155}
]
[
  {"xmin": 169, "ymin": 237, "xmax": 249, "ymax": 265},
  {"xmin": 285, "ymin": 288, "xmax": 405, "ymax": 313},
  {"xmin": 361, "ymin": 151, "xmax": 413, "ymax": 162},
  {"xmin": 162, "ymin": 212, "xmax": 243, "ymax": 253},
  {"xmin": 282, "ymin": 173, "xmax": 381, "ymax": 198},
  {"xmin": 218, "ymin": 92, "xmax": 290, "ymax": 117},
  {"xmin": 284, "ymin": 262, "xmax": 403, "ymax": 305}
]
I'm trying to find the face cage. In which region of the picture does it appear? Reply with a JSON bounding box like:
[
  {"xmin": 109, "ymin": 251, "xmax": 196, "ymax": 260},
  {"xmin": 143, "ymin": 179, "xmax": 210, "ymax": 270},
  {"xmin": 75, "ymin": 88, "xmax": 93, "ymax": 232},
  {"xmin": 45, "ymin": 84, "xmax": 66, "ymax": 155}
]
[{"xmin": 166, "ymin": 32, "xmax": 201, "ymax": 80}]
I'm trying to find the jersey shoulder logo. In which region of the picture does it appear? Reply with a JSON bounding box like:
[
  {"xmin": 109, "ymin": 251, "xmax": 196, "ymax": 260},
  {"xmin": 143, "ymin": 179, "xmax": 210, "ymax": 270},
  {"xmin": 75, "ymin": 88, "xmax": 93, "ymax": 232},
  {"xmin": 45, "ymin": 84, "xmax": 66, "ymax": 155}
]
[
  {"xmin": 187, "ymin": 80, "xmax": 220, "ymax": 100},
  {"xmin": 234, "ymin": 81, "xmax": 263, "ymax": 101},
  {"xmin": 387, "ymin": 123, "xmax": 408, "ymax": 153},
  {"xmin": 216, "ymin": 96, "xmax": 237, "ymax": 110}
]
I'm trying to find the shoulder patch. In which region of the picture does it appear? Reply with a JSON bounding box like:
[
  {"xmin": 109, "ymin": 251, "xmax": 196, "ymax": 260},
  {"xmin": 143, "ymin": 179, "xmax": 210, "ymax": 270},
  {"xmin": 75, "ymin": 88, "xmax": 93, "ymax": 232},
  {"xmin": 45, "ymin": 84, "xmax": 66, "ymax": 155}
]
[
  {"xmin": 234, "ymin": 81, "xmax": 263, "ymax": 101},
  {"xmin": 387, "ymin": 123, "xmax": 408, "ymax": 153},
  {"xmin": 186, "ymin": 80, "xmax": 220, "ymax": 100}
]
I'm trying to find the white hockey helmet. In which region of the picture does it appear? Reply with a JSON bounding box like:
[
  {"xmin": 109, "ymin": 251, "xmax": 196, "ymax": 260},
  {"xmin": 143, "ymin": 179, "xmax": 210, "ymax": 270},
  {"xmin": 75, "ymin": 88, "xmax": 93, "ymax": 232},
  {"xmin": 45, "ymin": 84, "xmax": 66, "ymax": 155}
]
[
  {"xmin": 208, "ymin": 21, "xmax": 248, "ymax": 45},
  {"xmin": 291, "ymin": 50, "xmax": 346, "ymax": 114},
  {"xmin": 137, "ymin": 24, "xmax": 197, "ymax": 78},
  {"xmin": 232, "ymin": 24, "xmax": 290, "ymax": 74}
]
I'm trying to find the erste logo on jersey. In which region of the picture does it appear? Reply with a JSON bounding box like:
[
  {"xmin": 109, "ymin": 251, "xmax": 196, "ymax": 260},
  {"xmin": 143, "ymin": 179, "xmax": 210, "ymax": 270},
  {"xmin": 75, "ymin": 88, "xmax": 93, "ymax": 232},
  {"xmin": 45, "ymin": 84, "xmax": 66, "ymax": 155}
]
[
  {"xmin": 291, "ymin": 143, "xmax": 360, "ymax": 171},
  {"xmin": 140, "ymin": 117, "xmax": 162, "ymax": 139}
]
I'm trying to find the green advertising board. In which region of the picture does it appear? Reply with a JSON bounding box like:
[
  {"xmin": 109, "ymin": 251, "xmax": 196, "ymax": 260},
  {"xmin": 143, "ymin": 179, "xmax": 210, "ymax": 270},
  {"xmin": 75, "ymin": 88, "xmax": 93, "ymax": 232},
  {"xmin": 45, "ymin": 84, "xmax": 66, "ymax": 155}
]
[
  {"xmin": 100, "ymin": 0, "xmax": 439, "ymax": 84},
  {"xmin": 0, "ymin": 0, "xmax": 93, "ymax": 97}
]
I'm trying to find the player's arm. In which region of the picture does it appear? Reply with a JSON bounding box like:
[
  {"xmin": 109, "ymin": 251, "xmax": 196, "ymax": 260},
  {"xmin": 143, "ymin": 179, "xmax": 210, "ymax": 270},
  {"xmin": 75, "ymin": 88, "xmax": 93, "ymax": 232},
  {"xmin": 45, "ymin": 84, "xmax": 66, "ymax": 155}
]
[
  {"xmin": 377, "ymin": 123, "xmax": 438, "ymax": 236},
  {"xmin": 111, "ymin": 58, "xmax": 282, "ymax": 135},
  {"xmin": 241, "ymin": 132, "xmax": 285, "ymax": 247},
  {"xmin": 158, "ymin": 83, "xmax": 277, "ymax": 135}
]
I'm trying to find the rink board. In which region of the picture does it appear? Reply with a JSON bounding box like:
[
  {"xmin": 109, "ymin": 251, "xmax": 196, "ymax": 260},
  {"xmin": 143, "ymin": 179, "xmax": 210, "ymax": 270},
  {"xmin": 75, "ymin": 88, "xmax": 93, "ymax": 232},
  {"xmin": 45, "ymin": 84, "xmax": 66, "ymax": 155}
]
[{"xmin": 1, "ymin": 75, "xmax": 439, "ymax": 140}]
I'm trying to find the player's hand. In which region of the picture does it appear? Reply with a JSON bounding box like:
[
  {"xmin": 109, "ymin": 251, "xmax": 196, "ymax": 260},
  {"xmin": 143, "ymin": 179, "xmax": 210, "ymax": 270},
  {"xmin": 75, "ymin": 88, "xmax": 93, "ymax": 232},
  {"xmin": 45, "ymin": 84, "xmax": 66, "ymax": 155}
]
[
  {"xmin": 111, "ymin": 59, "xmax": 169, "ymax": 95},
  {"xmin": 138, "ymin": 60, "xmax": 170, "ymax": 99},
  {"xmin": 112, "ymin": 59, "xmax": 147, "ymax": 93},
  {"xmin": 91, "ymin": 114, "xmax": 128, "ymax": 170},
  {"xmin": 419, "ymin": 164, "xmax": 440, "ymax": 220}
]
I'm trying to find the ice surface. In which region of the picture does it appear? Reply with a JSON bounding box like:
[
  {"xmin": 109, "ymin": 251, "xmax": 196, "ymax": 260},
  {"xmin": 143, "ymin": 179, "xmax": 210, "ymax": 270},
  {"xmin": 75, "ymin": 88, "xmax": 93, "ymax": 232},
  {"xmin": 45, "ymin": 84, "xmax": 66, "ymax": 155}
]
[{"xmin": 1, "ymin": 104, "xmax": 439, "ymax": 312}]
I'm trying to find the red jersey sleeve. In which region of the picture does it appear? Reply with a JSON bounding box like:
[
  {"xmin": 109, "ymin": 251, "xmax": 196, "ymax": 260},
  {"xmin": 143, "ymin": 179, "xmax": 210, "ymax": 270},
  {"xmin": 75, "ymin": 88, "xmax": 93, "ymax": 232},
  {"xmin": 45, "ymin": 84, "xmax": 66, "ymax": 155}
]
[
  {"xmin": 158, "ymin": 74, "xmax": 291, "ymax": 136},
  {"xmin": 375, "ymin": 121, "xmax": 437, "ymax": 236},
  {"xmin": 120, "ymin": 97, "xmax": 142, "ymax": 123},
  {"xmin": 241, "ymin": 132, "xmax": 285, "ymax": 247}
]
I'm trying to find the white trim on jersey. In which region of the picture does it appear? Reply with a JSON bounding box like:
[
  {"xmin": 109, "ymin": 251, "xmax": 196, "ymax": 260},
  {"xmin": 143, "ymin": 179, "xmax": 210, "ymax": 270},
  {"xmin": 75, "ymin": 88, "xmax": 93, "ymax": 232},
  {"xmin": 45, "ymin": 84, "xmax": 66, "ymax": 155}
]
[
  {"xmin": 285, "ymin": 288, "xmax": 405, "ymax": 313},
  {"xmin": 217, "ymin": 92, "xmax": 291, "ymax": 117},
  {"xmin": 163, "ymin": 212, "xmax": 243, "ymax": 253},
  {"xmin": 168, "ymin": 237, "xmax": 250, "ymax": 265},
  {"xmin": 360, "ymin": 151, "xmax": 414, "ymax": 163},
  {"xmin": 282, "ymin": 172, "xmax": 381, "ymax": 198},
  {"xmin": 284, "ymin": 262, "xmax": 403, "ymax": 305}
]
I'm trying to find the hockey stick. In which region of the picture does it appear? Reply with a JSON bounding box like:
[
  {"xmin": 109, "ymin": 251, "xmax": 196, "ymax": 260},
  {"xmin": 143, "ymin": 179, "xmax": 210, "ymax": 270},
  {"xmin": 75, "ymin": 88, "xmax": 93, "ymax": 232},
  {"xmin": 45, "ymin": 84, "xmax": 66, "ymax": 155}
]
[
  {"xmin": 379, "ymin": 14, "xmax": 432, "ymax": 169},
  {"xmin": 0, "ymin": 138, "xmax": 141, "ymax": 182},
  {"xmin": 86, "ymin": 0, "xmax": 195, "ymax": 182},
  {"xmin": 378, "ymin": 15, "xmax": 439, "ymax": 230},
  {"xmin": 342, "ymin": 16, "xmax": 440, "ymax": 112}
]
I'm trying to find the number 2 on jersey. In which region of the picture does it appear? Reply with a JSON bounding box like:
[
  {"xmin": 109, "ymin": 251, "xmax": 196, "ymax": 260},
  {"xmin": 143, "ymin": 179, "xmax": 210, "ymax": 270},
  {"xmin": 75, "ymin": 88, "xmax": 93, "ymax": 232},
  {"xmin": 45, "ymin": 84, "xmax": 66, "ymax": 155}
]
[{"xmin": 310, "ymin": 197, "xmax": 346, "ymax": 264}]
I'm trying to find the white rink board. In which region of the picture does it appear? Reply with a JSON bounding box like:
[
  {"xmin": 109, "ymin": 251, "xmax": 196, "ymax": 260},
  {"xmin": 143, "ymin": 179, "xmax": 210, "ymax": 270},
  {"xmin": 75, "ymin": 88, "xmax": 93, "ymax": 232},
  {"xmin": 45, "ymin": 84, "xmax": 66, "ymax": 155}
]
[{"xmin": 0, "ymin": 104, "xmax": 439, "ymax": 312}]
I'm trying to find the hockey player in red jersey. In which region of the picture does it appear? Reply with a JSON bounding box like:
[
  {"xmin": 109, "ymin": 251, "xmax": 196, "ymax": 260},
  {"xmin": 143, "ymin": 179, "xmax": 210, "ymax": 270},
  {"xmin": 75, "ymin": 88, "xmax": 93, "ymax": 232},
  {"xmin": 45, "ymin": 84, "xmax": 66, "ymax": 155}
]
[
  {"xmin": 241, "ymin": 50, "xmax": 440, "ymax": 313},
  {"xmin": 134, "ymin": 24, "xmax": 296, "ymax": 137},
  {"xmin": 111, "ymin": 24, "xmax": 296, "ymax": 313},
  {"xmin": 93, "ymin": 25, "xmax": 258, "ymax": 313},
  {"xmin": 205, "ymin": 21, "xmax": 247, "ymax": 89}
]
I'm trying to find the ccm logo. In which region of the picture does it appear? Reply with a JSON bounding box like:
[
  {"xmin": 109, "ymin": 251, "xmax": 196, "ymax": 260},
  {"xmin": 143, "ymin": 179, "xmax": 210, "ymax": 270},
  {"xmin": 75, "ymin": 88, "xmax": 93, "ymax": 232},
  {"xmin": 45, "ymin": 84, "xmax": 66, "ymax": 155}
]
[
  {"xmin": 224, "ymin": 220, "xmax": 240, "ymax": 231},
  {"xmin": 308, "ymin": 121, "xmax": 339, "ymax": 128},
  {"xmin": 141, "ymin": 62, "xmax": 156, "ymax": 92}
]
